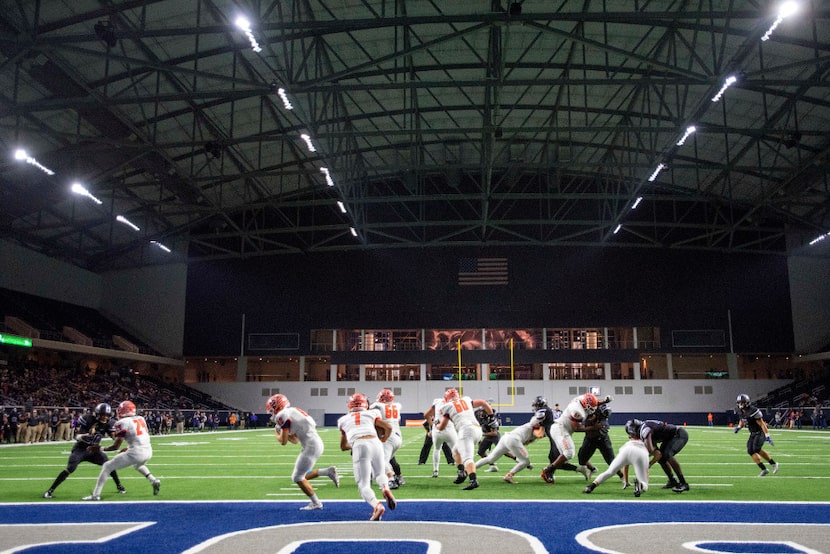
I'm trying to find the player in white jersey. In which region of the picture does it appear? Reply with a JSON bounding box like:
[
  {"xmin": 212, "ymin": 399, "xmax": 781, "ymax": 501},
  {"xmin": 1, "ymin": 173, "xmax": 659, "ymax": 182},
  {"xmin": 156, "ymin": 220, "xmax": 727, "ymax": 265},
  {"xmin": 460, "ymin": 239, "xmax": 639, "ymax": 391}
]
[
  {"xmin": 266, "ymin": 394, "xmax": 339, "ymax": 511},
  {"xmin": 540, "ymin": 393, "xmax": 612, "ymax": 484},
  {"xmin": 338, "ymin": 392, "xmax": 397, "ymax": 521},
  {"xmin": 423, "ymin": 397, "xmax": 458, "ymax": 478},
  {"xmin": 83, "ymin": 400, "xmax": 160, "ymax": 500},
  {"xmin": 370, "ymin": 388, "xmax": 405, "ymax": 489},
  {"xmin": 475, "ymin": 409, "xmax": 546, "ymax": 484},
  {"xmin": 435, "ymin": 388, "xmax": 493, "ymax": 490},
  {"xmin": 583, "ymin": 419, "xmax": 650, "ymax": 497}
]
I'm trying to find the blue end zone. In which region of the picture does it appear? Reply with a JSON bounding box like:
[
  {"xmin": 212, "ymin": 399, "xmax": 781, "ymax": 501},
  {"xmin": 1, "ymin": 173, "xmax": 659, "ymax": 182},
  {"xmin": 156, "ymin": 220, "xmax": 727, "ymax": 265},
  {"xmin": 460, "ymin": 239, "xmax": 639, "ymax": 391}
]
[{"xmin": 0, "ymin": 501, "xmax": 827, "ymax": 553}]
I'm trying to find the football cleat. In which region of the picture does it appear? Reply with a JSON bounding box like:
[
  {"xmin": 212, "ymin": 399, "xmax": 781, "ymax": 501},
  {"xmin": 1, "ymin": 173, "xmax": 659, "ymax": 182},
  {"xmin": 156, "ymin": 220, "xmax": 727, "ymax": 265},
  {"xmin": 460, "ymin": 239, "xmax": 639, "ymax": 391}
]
[
  {"xmin": 577, "ymin": 465, "xmax": 592, "ymax": 481},
  {"xmin": 622, "ymin": 481, "xmax": 631, "ymax": 490},
  {"xmin": 462, "ymin": 479, "xmax": 480, "ymax": 490},
  {"xmin": 82, "ymin": 495, "xmax": 101, "ymax": 501},
  {"xmin": 541, "ymin": 468, "xmax": 555, "ymax": 484},
  {"xmin": 42, "ymin": 490, "xmax": 53, "ymax": 499},
  {"xmin": 486, "ymin": 465, "xmax": 499, "ymax": 472},
  {"xmin": 328, "ymin": 466, "xmax": 340, "ymax": 488},
  {"xmin": 396, "ymin": 476, "xmax": 405, "ymax": 486},
  {"xmin": 583, "ymin": 483, "xmax": 596, "ymax": 494},
  {"xmin": 431, "ymin": 470, "xmax": 439, "ymax": 478},
  {"xmin": 300, "ymin": 501, "xmax": 323, "ymax": 511},
  {"xmin": 503, "ymin": 474, "xmax": 517, "ymax": 484},
  {"xmin": 370, "ymin": 502, "xmax": 385, "ymax": 521},
  {"xmin": 662, "ymin": 479, "xmax": 679, "ymax": 489},
  {"xmin": 759, "ymin": 469, "xmax": 770, "ymax": 477},
  {"xmin": 453, "ymin": 469, "xmax": 467, "ymax": 484},
  {"xmin": 383, "ymin": 488, "xmax": 397, "ymax": 510},
  {"xmin": 672, "ymin": 482, "xmax": 690, "ymax": 493},
  {"xmin": 117, "ymin": 487, "xmax": 127, "ymax": 494},
  {"xmin": 152, "ymin": 480, "xmax": 161, "ymax": 496},
  {"xmin": 388, "ymin": 479, "xmax": 399, "ymax": 490},
  {"xmin": 772, "ymin": 462, "xmax": 779, "ymax": 474},
  {"xmin": 634, "ymin": 478, "xmax": 642, "ymax": 498}
]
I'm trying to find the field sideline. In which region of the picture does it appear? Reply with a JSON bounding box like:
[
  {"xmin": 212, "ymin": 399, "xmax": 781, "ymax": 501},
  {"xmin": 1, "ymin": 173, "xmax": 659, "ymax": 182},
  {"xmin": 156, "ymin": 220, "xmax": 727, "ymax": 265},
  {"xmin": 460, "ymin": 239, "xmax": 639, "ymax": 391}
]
[{"xmin": 1, "ymin": 424, "xmax": 828, "ymax": 503}]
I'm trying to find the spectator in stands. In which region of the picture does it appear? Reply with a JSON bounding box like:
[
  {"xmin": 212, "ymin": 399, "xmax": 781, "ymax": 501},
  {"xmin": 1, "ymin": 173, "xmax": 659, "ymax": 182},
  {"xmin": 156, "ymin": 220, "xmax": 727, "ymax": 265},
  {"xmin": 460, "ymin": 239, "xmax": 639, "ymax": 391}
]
[
  {"xmin": 228, "ymin": 412, "xmax": 237, "ymax": 430},
  {"xmin": 57, "ymin": 408, "xmax": 72, "ymax": 441},
  {"xmin": 773, "ymin": 410, "xmax": 784, "ymax": 429},
  {"xmin": 174, "ymin": 410, "xmax": 185, "ymax": 434},
  {"xmin": 1, "ymin": 413, "xmax": 10, "ymax": 443},
  {"xmin": 25, "ymin": 410, "xmax": 39, "ymax": 443}
]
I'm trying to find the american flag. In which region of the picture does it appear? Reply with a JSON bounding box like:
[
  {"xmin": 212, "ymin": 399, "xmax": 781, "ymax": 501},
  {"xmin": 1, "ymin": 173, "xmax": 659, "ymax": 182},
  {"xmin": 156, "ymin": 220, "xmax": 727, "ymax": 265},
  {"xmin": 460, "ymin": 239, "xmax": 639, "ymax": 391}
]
[{"xmin": 458, "ymin": 257, "xmax": 509, "ymax": 286}]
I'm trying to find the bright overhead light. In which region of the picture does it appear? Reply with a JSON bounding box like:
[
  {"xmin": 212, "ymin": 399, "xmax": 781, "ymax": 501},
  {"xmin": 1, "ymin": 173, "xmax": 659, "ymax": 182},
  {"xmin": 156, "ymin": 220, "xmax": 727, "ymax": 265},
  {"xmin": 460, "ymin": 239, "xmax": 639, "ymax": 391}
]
[
  {"xmin": 711, "ymin": 75, "xmax": 737, "ymax": 102},
  {"xmin": 631, "ymin": 196, "xmax": 643, "ymax": 209},
  {"xmin": 300, "ymin": 133, "xmax": 317, "ymax": 153},
  {"xmin": 337, "ymin": 201, "xmax": 347, "ymax": 213},
  {"xmin": 350, "ymin": 227, "xmax": 358, "ymax": 237},
  {"xmin": 14, "ymin": 148, "xmax": 55, "ymax": 175},
  {"xmin": 71, "ymin": 182, "xmax": 103, "ymax": 205},
  {"xmin": 116, "ymin": 215, "xmax": 140, "ymax": 231},
  {"xmin": 762, "ymin": 1, "xmax": 799, "ymax": 41},
  {"xmin": 648, "ymin": 163, "xmax": 666, "ymax": 182},
  {"xmin": 809, "ymin": 232, "xmax": 829, "ymax": 246},
  {"xmin": 235, "ymin": 16, "xmax": 262, "ymax": 52},
  {"xmin": 613, "ymin": 224, "xmax": 622, "ymax": 234},
  {"xmin": 676, "ymin": 125, "xmax": 697, "ymax": 146},
  {"xmin": 320, "ymin": 167, "xmax": 335, "ymax": 187},
  {"xmin": 150, "ymin": 240, "xmax": 171, "ymax": 253},
  {"xmin": 277, "ymin": 88, "xmax": 293, "ymax": 110}
]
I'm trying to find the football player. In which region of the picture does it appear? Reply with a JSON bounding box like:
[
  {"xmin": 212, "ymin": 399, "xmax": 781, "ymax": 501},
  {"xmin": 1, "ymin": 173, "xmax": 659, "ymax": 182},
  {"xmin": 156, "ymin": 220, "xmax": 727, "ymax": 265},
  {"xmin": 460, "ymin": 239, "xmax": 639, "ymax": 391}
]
[
  {"xmin": 540, "ymin": 393, "xmax": 609, "ymax": 484},
  {"xmin": 83, "ymin": 400, "xmax": 161, "ymax": 500},
  {"xmin": 370, "ymin": 389, "xmax": 405, "ymax": 489},
  {"xmin": 734, "ymin": 393, "xmax": 779, "ymax": 476},
  {"xmin": 423, "ymin": 396, "xmax": 458, "ymax": 478},
  {"xmin": 577, "ymin": 402, "xmax": 625, "ymax": 482},
  {"xmin": 338, "ymin": 393, "xmax": 396, "ymax": 521},
  {"xmin": 584, "ymin": 419, "xmax": 650, "ymax": 497},
  {"xmin": 639, "ymin": 418, "xmax": 690, "ymax": 492},
  {"xmin": 475, "ymin": 409, "xmax": 546, "ymax": 483},
  {"xmin": 266, "ymin": 393, "xmax": 339, "ymax": 511},
  {"xmin": 43, "ymin": 403, "xmax": 126, "ymax": 498},
  {"xmin": 435, "ymin": 388, "xmax": 494, "ymax": 490}
]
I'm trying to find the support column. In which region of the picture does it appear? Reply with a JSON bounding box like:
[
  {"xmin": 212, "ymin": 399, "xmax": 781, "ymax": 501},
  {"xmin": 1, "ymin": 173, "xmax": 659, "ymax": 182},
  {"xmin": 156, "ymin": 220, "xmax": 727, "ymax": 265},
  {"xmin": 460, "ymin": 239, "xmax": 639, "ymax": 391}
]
[{"xmin": 236, "ymin": 357, "xmax": 247, "ymax": 382}]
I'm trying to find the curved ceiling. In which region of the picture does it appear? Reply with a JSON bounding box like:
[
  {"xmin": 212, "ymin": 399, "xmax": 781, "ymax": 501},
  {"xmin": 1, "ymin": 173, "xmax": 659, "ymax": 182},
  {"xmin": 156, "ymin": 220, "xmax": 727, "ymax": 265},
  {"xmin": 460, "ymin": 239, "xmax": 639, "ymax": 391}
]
[{"xmin": 1, "ymin": 1, "xmax": 829, "ymax": 271}]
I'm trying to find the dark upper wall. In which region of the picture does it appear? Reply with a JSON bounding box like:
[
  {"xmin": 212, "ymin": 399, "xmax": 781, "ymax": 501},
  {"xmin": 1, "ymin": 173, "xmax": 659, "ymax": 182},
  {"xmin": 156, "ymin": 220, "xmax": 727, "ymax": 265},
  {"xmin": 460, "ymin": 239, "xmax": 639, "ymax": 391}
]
[{"xmin": 183, "ymin": 246, "xmax": 794, "ymax": 356}]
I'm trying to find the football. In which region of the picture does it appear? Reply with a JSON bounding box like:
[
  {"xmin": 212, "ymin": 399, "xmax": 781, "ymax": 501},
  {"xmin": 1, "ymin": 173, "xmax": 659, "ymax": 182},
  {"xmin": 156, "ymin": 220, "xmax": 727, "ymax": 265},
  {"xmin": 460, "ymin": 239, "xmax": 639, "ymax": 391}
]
[{"xmin": 375, "ymin": 422, "xmax": 388, "ymax": 442}]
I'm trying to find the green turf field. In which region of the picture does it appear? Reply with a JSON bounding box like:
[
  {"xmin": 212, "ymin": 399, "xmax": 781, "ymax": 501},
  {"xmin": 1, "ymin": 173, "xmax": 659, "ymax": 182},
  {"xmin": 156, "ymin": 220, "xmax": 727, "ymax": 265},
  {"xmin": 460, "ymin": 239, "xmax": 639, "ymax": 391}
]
[{"xmin": 1, "ymin": 424, "xmax": 826, "ymax": 503}]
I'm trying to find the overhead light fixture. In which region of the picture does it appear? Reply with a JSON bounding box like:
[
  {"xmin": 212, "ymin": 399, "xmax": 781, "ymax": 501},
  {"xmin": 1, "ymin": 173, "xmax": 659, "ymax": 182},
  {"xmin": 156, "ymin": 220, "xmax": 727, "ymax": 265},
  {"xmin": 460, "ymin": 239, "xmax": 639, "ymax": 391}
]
[
  {"xmin": 277, "ymin": 88, "xmax": 293, "ymax": 110},
  {"xmin": 676, "ymin": 125, "xmax": 697, "ymax": 146},
  {"xmin": 14, "ymin": 148, "xmax": 56, "ymax": 175},
  {"xmin": 762, "ymin": 1, "xmax": 799, "ymax": 41},
  {"xmin": 300, "ymin": 133, "xmax": 317, "ymax": 153},
  {"xmin": 711, "ymin": 75, "xmax": 737, "ymax": 102},
  {"xmin": 631, "ymin": 196, "xmax": 643, "ymax": 209},
  {"xmin": 71, "ymin": 182, "xmax": 103, "ymax": 205},
  {"xmin": 150, "ymin": 240, "xmax": 171, "ymax": 253},
  {"xmin": 337, "ymin": 201, "xmax": 347, "ymax": 214},
  {"xmin": 320, "ymin": 167, "xmax": 335, "ymax": 187},
  {"xmin": 809, "ymin": 232, "xmax": 829, "ymax": 246},
  {"xmin": 116, "ymin": 215, "xmax": 140, "ymax": 231},
  {"xmin": 349, "ymin": 227, "xmax": 358, "ymax": 237},
  {"xmin": 235, "ymin": 16, "xmax": 262, "ymax": 52},
  {"xmin": 613, "ymin": 224, "xmax": 622, "ymax": 234},
  {"xmin": 648, "ymin": 163, "xmax": 666, "ymax": 182}
]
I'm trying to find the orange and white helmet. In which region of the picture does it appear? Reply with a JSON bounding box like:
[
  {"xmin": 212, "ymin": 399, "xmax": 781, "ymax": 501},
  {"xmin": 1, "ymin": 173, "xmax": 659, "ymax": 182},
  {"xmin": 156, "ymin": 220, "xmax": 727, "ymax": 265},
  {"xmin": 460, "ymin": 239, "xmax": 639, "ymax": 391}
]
[
  {"xmin": 377, "ymin": 388, "xmax": 394, "ymax": 403},
  {"xmin": 348, "ymin": 393, "xmax": 369, "ymax": 411},
  {"xmin": 117, "ymin": 400, "xmax": 136, "ymax": 418},
  {"xmin": 579, "ymin": 393, "xmax": 598, "ymax": 414},
  {"xmin": 266, "ymin": 394, "xmax": 290, "ymax": 415},
  {"xmin": 444, "ymin": 388, "xmax": 460, "ymax": 402}
]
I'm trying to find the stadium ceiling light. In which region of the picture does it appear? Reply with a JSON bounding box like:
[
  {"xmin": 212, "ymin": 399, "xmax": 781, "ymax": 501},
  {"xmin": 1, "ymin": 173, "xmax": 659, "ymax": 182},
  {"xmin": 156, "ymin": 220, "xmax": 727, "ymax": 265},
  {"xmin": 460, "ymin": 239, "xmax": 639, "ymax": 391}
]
[
  {"xmin": 337, "ymin": 201, "xmax": 347, "ymax": 214},
  {"xmin": 711, "ymin": 75, "xmax": 737, "ymax": 102},
  {"xmin": 116, "ymin": 215, "xmax": 140, "ymax": 231},
  {"xmin": 70, "ymin": 182, "xmax": 103, "ymax": 205},
  {"xmin": 320, "ymin": 167, "xmax": 335, "ymax": 187},
  {"xmin": 349, "ymin": 227, "xmax": 358, "ymax": 237},
  {"xmin": 613, "ymin": 224, "xmax": 622, "ymax": 234},
  {"xmin": 648, "ymin": 163, "xmax": 666, "ymax": 182},
  {"xmin": 762, "ymin": 1, "xmax": 799, "ymax": 41},
  {"xmin": 150, "ymin": 240, "xmax": 171, "ymax": 253},
  {"xmin": 14, "ymin": 148, "xmax": 56, "ymax": 176},
  {"xmin": 300, "ymin": 133, "xmax": 317, "ymax": 153},
  {"xmin": 809, "ymin": 231, "xmax": 829, "ymax": 246},
  {"xmin": 631, "ymin": 196, "xmax": 643, "ymax": 209},
  {"xmin": 676, "ymin": 125, "xmax": 697, "ymax": 146},
  {"xmin": 277, "ymin": 88, "xmax": 293, "ymax": 110},
  {"xmin": 234, "ymin": 16, "xmax": 262, "ymax": 53}
]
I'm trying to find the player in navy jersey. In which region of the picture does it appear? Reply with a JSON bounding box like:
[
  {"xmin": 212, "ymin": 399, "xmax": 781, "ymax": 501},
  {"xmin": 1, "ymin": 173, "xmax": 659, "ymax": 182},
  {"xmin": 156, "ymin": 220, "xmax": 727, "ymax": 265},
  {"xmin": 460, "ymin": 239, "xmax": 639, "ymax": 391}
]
[
  {"xmin": 735, "ymin": 394, "xmax": 779, "ymax": 476},
  {"xmin": 43, "ymin": 403, "xmax": 126, "ymax": 498},
  {"xmin": 639, "ymin": 418, "xmax": 690, "ymax": 492}
]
